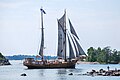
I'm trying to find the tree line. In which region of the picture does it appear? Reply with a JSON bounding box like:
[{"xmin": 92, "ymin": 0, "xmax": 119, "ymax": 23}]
[{"xmin": 86, "ymin": 46, "xmax": 120, "ymax": 64}]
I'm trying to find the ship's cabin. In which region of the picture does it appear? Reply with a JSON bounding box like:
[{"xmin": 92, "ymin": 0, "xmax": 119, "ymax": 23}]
[{"xmin": 24, "ymin": 58, "xmax": 35, "ymax": 63}]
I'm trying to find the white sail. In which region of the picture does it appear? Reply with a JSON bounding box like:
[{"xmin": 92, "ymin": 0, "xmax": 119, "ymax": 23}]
[
  {"xmin": 69, "ymin": 19, "xmax": 86, "ymax": 56},
  {"xmin": 69, "ymin": 32, "xmax": 79, "ymax": 57},
  {"xmin": 57, "ymin": 11, "xmax": 85, "ymax": 60},
  {"xmin": 57, "ymin": 12, "xmax": 66, "ymax": 58},
  {"xmin": 73, "ymin": 36, "xmax": 86, "ymax": 55},
  {"xmin": 69, "ymin": 19, "xmax": 79, "ymax": 40},
  {"xmin": 67, "ymin": 34, "xmax": 75, "ymax": 59},
  {"xmin": 58, "ymin": 12, "xmax": 66, "ymax": 30},
  {"xmin": 57, "ymin": 20, "xmax": 65, "ymax": 58}
]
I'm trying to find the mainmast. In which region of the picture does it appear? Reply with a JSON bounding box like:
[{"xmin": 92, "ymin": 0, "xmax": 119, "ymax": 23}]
[
  {"xmin": 64, "ymin": 10, "xmax": 67, "ymax": 62},
  {"xmin": 39, "ymin": 7, "xmax": 46, "ymax": 60},
  {"xmin": 57, "ymin": 10, "xmax": 67, "ymax": 61}
]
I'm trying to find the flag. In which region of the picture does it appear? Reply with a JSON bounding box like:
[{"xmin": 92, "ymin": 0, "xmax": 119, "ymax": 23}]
[{"xmin": 40, "ymin": 8, "xmax": 46, "ymax": 14}]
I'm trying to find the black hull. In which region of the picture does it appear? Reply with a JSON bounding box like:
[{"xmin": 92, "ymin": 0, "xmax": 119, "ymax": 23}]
[
  {"xmin": 24, "ymin": 62, "xmax": 76, "ymax": 69},
  {"xmin": 26, "ymin": 65, "xmax": 75, "ymax": 69},
  {"xmin": 23, "ymin": 58, "xmax": 77, "ymax": 69}
]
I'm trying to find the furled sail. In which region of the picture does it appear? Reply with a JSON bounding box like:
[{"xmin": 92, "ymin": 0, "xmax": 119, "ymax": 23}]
[
  {"xmin": 69, "ymin": 19, "xmax": 79, "ymax": 40},
  {"xmin": 39, "ymin": 30, "xmax": 44, "ymax": 57},
  {"xmin": 67, "ymin": 34, "xmax": 75, "ymax": 59},
  {"xmin": 57, "ymin": 12, "xmax": 66, "ymax": 58},
  {"xmin": 39, "ymin": 8, "xmax": 46, "ymax": 57},
  {"xmin": 73, "ymin": 36, "xmax": 86, "ymax": 55}
]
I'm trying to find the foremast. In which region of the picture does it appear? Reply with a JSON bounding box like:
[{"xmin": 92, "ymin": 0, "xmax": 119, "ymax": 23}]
[{"xmin": 39, "ymin": 7, "xmax": 46, "ymax": 60}]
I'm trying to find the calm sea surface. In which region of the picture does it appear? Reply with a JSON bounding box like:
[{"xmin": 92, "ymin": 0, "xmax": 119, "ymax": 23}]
[{"xmin": 0, "ymin": 60, "xmax": 120, "ymax": 80}]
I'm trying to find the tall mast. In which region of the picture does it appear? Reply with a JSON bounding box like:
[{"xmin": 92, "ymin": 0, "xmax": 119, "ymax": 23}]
[
  {"xmin": 41, "ymin": 7, "xmax": 44, "ymax": 60},
  {"xmin": 39, "ymin": 7, "xmax": 46, "ymax": 60},
  {"xmin": 64, "ymin": 10, "xmax": 67, "ymax": 62}
]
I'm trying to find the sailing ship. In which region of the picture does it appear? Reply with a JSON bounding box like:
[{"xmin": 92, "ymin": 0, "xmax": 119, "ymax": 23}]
[{"xmin": 23, "ymin": 8, "xmax": 86, "ymax": 69}]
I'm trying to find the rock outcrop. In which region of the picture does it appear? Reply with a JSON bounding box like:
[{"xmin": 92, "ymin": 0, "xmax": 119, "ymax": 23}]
[{"xmin": 0, "ymin": 53, "xmax": 11, "ymax": 65}]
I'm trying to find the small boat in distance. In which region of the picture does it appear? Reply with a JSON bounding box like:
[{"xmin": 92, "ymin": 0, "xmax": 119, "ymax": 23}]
[{"xmin": 23, "ymin": 8, "xmax": 86, "ymax": 69}]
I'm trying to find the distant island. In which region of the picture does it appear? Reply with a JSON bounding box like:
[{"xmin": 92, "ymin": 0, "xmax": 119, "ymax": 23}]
[
  {"xmin": 0, "ymin": 52, "xmax": 11, "ymax": 65},
  {"xmin": 6, "ymin": 55, "xmax": 57, "ymax": 60}
]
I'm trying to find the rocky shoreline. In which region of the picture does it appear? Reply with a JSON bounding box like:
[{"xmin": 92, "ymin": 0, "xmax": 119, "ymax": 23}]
[
  {"xmin": 82, "ymin": 66, "xmax": 120, "ymax": 76},
  {"xmin": 0, "ymin": 53, "xmax": 11, "ymax": 66},
  {"xmin": 86, "ymin": 68, "xmax": 120, "ymax": 76},
  {"xmin": 68, "ymin": 66, "xmax": 120, "ymax": 76},
  {"xmin": 0, "ymin": 59, "xmax": 11, "ymax": 66}
]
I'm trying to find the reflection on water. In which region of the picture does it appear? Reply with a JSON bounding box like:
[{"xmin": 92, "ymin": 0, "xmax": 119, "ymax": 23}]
[
  {"xmin": 56, "ymin": 69, "xmax": 67, "ymax": 80},
  {"xmin": 68, "ymin": 68, "xmax": 82, "ymax": 73},
  {"xmin": 0, "ymin": 60, "xmax": 120, "ymax": 80},
  {"xmin": 57, "ymin": 69, "xmax": 67, "ymax": 75},
  {"xmin": 39, "ymin": 69, "xmax": 44, "ymax": 76}
]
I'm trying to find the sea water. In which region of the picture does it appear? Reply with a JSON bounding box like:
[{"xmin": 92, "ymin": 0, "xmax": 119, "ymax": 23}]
[{"xmin": 0, "ymin": 60, "xmax": 120, "ymax": 80}]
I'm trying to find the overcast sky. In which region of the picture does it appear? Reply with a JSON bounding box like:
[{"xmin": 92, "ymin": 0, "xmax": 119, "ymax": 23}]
[{"xmin": 0, "ymin": 0, "xmax": 120, "ymax": 56}]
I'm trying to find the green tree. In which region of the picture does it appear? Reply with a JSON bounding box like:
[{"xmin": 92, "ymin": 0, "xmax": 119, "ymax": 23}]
[
  {"xmin": 96, "ymin": 47, "xmax": 105, "ymax": 63},
  {"xmin": 112, "ymin": 49, "xmax": 119, "ymax": 63},
  {"xmin": 102, "ymin": 46, "xmax": 111, "ymax": 63},
  {"xmin": 117, "ymin": 51, "xmax": 120, "ymax": 62},
  {"xmin": 87, "ymin": 47, "xmax": 96, "ymax": 62},
  {"xmin": 86, "ymin": 46, "xmax": 120, "ymax": 64},
  {"xmin": 0, "ymin": 52, "xmax": 6, "ymax": 60}
]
